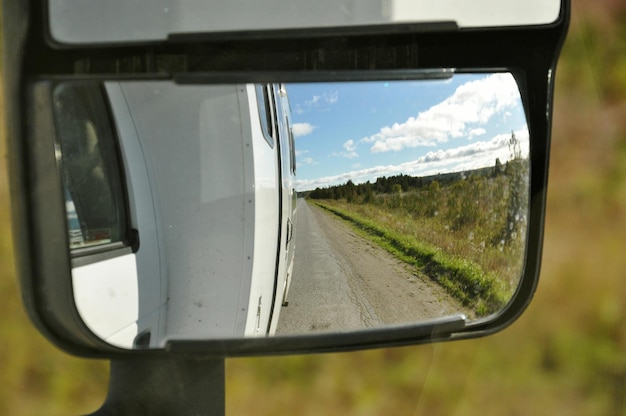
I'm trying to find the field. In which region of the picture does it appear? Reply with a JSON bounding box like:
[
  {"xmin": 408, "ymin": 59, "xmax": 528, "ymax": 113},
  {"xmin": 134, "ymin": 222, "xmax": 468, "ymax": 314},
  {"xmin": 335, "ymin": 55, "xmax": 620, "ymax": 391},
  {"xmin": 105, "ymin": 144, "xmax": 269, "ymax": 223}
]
[
  {"xmin": 307, "ymin": 157, "xmax": 527, "ymax": 318},
  {"xmin": 0, "ymin": 2, "xmax": 625, "ymax": 415}
]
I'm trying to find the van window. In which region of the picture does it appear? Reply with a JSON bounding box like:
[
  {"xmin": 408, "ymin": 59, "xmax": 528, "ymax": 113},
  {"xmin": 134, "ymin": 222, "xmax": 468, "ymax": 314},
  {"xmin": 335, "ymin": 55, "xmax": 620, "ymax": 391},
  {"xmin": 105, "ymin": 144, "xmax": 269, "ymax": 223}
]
[
  {"xmin": 286, "ymin": 115, "xmax": 296, "ymax": 175},
  {"xmin": 52, "ymin": 83, "xmax": 130, "ymax": 253},
  {"xmin": 255, "ymin": 84, "xmax": 275, "ymax": 148}
]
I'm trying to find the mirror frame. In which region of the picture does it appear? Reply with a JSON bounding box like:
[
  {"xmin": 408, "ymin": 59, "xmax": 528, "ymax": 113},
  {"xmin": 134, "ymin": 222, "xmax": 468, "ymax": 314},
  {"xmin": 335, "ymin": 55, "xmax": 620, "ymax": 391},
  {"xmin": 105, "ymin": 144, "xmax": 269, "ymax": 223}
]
[{"xmin": 2, "ymin": 0, "xmax": 570, "ymax": 357}]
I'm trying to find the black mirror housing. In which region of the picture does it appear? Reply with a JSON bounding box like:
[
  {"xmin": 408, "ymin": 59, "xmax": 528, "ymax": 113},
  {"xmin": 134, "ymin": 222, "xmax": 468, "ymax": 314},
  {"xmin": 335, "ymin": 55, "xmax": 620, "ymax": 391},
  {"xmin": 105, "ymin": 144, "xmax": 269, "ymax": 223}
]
[{"xmin": 2, "ymin": 0, "xmax": 570, "ymax": 358}]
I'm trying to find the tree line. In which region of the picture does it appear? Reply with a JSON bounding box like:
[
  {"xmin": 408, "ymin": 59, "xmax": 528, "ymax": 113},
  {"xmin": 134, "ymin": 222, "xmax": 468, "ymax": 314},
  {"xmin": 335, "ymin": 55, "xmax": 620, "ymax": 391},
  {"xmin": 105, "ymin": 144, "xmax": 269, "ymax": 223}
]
[{"xmin": 306, "ymin": 165, "xmax": 498, "ymax": 202}]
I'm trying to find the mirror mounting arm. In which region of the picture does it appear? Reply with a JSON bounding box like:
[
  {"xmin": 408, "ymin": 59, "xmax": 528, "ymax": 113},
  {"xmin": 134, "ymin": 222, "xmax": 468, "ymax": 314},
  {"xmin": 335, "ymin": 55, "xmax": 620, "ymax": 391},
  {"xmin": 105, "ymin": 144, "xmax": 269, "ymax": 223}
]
[{"xmin": 91, "ymin": 358, "xmax": 225, "ymax": 416}]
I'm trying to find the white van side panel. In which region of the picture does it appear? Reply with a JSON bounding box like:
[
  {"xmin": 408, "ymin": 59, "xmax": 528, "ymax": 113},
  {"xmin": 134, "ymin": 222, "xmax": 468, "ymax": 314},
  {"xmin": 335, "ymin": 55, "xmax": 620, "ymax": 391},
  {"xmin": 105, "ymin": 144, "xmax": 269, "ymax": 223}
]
[
  {"xmin": 72, "ymin": 253, "xmax": 139, "ymax": 347},
  {"xmin": 107, "ymin": 82, "xmax": 168, "ymax": 346},
  {"xmin": 118, "ymin": 83, "xmax": 255, "ymax": 342}
]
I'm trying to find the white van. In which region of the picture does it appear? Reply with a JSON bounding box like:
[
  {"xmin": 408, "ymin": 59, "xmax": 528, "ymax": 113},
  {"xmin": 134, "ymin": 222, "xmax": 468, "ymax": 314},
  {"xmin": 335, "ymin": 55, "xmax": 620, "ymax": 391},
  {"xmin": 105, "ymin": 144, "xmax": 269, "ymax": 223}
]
[{"xmin": 54, "ymin": 82, "xmax": 297, "ymax": 349}]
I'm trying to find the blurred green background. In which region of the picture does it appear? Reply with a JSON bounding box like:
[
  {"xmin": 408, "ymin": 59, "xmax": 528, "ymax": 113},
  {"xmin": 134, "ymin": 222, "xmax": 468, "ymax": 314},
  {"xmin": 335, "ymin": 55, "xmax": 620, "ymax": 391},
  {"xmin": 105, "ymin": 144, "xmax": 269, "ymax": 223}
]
[{"xmin": 0, "ymin": 1, "xmax": 624, "ymax": 415}]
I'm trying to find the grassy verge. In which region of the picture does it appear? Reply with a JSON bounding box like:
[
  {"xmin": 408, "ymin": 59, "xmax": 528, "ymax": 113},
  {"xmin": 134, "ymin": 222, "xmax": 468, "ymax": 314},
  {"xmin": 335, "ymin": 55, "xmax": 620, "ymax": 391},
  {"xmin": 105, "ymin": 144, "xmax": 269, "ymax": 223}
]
[{"xmin": 312, "ymin": 200, "xmax": 511, "ymax": 317}]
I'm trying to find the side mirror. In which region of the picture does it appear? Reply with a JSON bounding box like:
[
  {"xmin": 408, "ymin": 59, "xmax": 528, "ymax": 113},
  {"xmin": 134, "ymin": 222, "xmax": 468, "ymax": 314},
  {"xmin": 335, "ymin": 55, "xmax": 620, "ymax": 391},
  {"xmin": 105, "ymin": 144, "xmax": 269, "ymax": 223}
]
[{"xmin": 2, "ymin": 0, "xmax": 569, "ymax": 357}]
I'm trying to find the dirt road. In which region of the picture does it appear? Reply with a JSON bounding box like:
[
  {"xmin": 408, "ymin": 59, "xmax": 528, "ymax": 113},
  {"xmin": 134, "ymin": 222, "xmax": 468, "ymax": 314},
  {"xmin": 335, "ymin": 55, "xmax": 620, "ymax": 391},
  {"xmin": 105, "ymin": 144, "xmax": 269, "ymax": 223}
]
[{"xmin": 276, "ymin": 200, "xmax": 470, "ymax": 335}]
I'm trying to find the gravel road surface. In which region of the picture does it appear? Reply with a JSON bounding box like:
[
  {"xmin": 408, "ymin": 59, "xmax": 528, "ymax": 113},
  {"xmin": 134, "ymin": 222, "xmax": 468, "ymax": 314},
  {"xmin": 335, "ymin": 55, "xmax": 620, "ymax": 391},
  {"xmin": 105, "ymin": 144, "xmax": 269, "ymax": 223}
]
[{"xmin": 276, "ymin": 200, "xmax": 470, "ymax": 335}]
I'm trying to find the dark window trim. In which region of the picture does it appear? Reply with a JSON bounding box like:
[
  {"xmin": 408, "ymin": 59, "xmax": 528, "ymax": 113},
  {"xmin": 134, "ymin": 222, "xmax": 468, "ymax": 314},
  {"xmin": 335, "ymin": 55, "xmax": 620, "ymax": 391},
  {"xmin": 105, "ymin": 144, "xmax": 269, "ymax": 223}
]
[
  {"xmin": 255, "ymin": 84, "xmax": 275, "ymax": 148},
  {"xmin": 285, "ymin": 114, "xmax": 296, "ymax": 175},
  {"xmin": 71, "ymin": 244, "xmax": 134, "ymax": 268},
  {"xmin": 97, "ymin": 82, "xmax": 139, "ymax": 253}
]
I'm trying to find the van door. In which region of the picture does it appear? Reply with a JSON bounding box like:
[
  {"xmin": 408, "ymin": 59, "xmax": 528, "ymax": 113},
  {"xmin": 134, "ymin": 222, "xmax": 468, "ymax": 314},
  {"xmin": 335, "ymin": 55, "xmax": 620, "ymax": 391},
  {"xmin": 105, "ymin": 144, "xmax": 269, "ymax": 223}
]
[{"xmin": 267, "ymin": 84, "xmax": 297, "ymax": 335}]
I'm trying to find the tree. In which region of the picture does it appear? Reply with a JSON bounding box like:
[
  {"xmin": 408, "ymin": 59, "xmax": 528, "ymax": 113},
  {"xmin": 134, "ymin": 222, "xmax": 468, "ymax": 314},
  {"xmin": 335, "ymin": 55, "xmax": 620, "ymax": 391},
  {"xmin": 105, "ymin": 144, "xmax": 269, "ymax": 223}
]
[
  {"xmin": 498, "ymin": 131, "xmax": 528, "ymax": 245},
  {"xmin": 494, "ymin": 157, "xmax": 504, "ymax": 177},
  {"xmin": 362, "ymin": 181, "xmax": 374, "ymax": 204}
]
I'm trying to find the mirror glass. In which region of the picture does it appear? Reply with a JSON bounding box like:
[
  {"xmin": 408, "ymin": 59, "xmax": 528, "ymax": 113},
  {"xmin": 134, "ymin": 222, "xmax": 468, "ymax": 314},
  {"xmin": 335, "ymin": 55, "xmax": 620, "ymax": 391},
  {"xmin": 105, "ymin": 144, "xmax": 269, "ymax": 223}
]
[
  {"xmin": 54, "ymin": 73, "xmax": 529, "ymax": 349},
  {"xmin": 48, "ymin": 0, "xmax": 561, "ymax": 44}
]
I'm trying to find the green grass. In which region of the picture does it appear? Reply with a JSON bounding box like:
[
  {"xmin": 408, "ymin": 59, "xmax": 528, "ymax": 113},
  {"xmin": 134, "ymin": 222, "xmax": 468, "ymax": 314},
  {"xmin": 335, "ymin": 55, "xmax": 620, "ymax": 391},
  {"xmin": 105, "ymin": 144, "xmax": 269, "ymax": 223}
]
[{"xmin": 307, "ymin": 163, "xmax": 528, "ymax": 290}]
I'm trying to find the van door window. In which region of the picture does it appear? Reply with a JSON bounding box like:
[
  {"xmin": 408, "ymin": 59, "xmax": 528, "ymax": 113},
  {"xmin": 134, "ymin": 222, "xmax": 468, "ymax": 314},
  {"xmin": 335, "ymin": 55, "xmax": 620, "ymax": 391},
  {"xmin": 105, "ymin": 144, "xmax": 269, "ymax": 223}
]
[
  {"xmin": 286, "ymin": 115, "xmax": 296, "ymax": 175},
  {"xmin": 255, "ymin": 84, "xmax": 275, "ymax": 148},
  {"xmin": 52, "ymin": 83, "xmax": 130, "ymax": 253}
]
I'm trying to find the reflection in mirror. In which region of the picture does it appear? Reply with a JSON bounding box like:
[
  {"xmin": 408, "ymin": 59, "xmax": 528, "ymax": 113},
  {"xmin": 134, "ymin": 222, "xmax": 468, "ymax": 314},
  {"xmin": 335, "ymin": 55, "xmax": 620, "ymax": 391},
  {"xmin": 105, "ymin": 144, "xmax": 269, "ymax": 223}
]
[{"xmin": 52, "ymin": 73, "xmax": 529, "ymax": 349}]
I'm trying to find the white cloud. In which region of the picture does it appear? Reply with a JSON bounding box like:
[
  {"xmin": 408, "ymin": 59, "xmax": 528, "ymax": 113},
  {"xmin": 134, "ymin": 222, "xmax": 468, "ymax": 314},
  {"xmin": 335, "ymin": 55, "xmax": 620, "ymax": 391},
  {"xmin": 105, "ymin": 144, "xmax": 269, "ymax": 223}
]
[
  {"xmin": 292, "ymin": 123, "xmax": 315, "ymax": 137},
  {"xmin": 331, "ymin": 150, "xmax": 359, "ymax": 159},
  {"xmin": 414, "ymin": 129, "xmax": 528, "ymax": 167},
  {"xmin": 468, "ymin": 128, "xmax": 486, "ymax": 139},
  {"xmin": 309, "ymin": 91, "xmax": 338, "ymax": 105},
  {"xmin": 296, "ymin": 149, "xmax": 316, "ymax": 166},
  {"xmin": 343, "ymin": 139, "xmax": 357, "ymax": 152},
  {"xmin": 328, "ymin": 139, "xmax": 360, "ymax": 159},
  {"xmin": 293, "ymin": 91, "xmax": 340, "ymax": 115},
  {"xmin": 296, "ymin": 162, "xmax": 404, "ymax": 191},
  {"xmin": 296, "ymin": 127, "xmax": 528, "ymax": 191},
  {"xmin": 365, "ymin": 74, "xmax": 521, "ymax": 153}
]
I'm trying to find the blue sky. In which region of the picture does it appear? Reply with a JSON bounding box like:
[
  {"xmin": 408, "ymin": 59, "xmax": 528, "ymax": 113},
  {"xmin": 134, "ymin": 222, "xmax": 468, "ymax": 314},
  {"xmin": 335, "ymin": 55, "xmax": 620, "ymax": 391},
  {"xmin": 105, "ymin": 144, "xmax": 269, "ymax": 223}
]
[{"xmin": 286, "ymin": 73, "xmax": 529, "ymax": 192}]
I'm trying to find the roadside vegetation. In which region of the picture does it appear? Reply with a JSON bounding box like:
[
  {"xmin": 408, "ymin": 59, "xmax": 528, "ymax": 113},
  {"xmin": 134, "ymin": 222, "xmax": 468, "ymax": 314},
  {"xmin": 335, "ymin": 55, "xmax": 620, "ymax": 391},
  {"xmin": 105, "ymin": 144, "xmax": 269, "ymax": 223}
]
[{"xmin": 306, "ymin": 136, "xmax": 527, "ymax": 317}]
